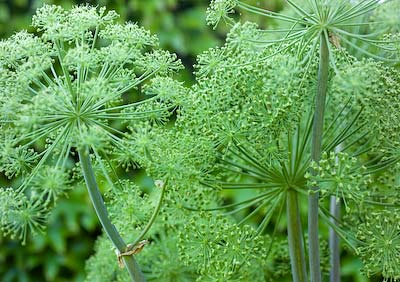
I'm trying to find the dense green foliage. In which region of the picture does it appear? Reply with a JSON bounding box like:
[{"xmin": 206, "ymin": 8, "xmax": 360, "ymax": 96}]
[{"xmin": 1, "ymin": 1, "xmax": 400, "ymax": 282}]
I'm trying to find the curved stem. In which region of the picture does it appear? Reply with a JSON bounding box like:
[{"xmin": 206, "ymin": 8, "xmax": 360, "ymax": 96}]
[
  {"xmin": 309, "ymin": 33, "xmax": 329, "ymax": 282},
  {"xmin": 78, "ymin": 147, "xmax": 146, "ymax": 282},
  {"xmin": 287, "ymin": 189, "xmax": 308, "ymax": 282},
  {"xmin": 132, "ymin": 179, "xmax": 167, "ymax": 247}
]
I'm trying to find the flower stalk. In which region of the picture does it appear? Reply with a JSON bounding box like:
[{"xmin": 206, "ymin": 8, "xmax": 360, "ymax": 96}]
[
  {"xmin": 78, "ymin": 147, "xmax": 146, "ymax": 282},
  {"xmin": 329, "ymin": 196, "xmax": 341, "ymax": 282},
  {"xmin": 131, "ymin": 179, "xmax": 167, "ymax": 247},
  {"xmin": 287, "ymin": 189, "xmax": 308, "ymax": 282},
  {"xmin": 329, "ymin": 145, "xmax": 342, "ymax": 282},
  {"xmin": 309, "ymin": 33, "xmax": 330, "ymax": 282}
]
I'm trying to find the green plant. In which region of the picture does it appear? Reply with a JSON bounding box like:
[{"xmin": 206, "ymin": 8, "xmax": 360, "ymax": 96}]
[
  {"xmin": 0, "ymin": 4, "xmax": 184, "ymax": 281},
  {"xmin": 176, "ymin": 0, "xmax": 399, "ymax": 281},
  {"xmin": 1, "ymin": 1, "xmax": 400, "ymax": 282}
]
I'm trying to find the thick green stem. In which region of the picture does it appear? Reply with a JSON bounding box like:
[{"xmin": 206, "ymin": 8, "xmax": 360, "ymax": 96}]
[
  {"xmin": 78, "ymin": 148, "xmax": 146, "ymax": 282},
  {"xmin": 287, "ymin": 189, "xmax": 308, "ymax": 282},
  {"xmin": 308, "ymin": 33, "xmax": 329, "ymax": 282}
]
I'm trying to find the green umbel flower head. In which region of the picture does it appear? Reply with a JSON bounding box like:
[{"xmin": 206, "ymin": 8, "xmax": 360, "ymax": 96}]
[
  {"xmin": 206, "ymin": 0, "xmax": 399, "ymax": 67},
  {"xmin": 0, "ymin": 4, "xmax": 184, "ymax": 243},
  {"xmin": 179, "ymin": 213, "xmax": 268, "ymax": 281},
  {"xmin": 357, "ymin": 210, "xmax": 400, "ymax": 281},
  {"xmin": 306, "ymin": 151, "xmax": 372, "ymax": 211}
]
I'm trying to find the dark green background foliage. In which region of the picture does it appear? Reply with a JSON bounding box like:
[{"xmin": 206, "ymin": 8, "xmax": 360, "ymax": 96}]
[{"xmin": 0, "ymin": 1, "xmax": 388, "ymax": 281}]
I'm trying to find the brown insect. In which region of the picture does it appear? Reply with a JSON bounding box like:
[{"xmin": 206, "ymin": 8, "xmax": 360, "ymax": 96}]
[
  {"xmin": 329, "ymin": 32, "xmax": 341, "ymax": 49},
  {"xmin": 117, "ymin": 239, "xmax": 149, "ymax": 268}
]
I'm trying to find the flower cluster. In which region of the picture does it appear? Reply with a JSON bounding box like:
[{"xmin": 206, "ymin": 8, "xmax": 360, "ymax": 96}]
[
  {"xmin": 356, "ymin": 210, "xmax": 400, "ymax": 281},
  {"xmin": 0, "ymin": 4, "xmax": 183, "ymax": 244},
  {"xmin": 0, "ymin": 188, "xmax": 48, "ymax": 244},
  {"xmin": 306, "ymin": 151, "xmax": 372, "ymax": 211},
  {"xmin": 206, "ymin": 0, "xmax": 237, "ymax": 28},
  {"xmin": 179, "ymin": 213, "xmax": 268, "ymax": 281}
]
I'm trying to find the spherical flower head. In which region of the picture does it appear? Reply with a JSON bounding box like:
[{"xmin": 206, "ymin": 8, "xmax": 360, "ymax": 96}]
[
  {"xmin": 32, "ymin": 4, "xmax": 119, "ymax": 42},
  {"xmin": 332, "ymin": 58, "xmax": 382, "ymax": 102},
  {"xmin": 1, "ymin": 4, "xmax": 183, "ymax": 181},
  {"xmin": 190, "ymin": 40, "xmax": 307, "ymax": 145},
  {"xmin": 194, "ymin": 46, "xmax": 227, "ymax": 77},
  {"xmin": 107, "ymin": 180, "xmax": 154, "ymax": 236},
  {"xmin": 31, "ymin": 166, "xmax": 71, "ymax": 204},
  {"xmin": 0, "ymin": 31, "xmax": 53, "ymax": 85},
  {"xmin": 0, "ymin": 188, "xmax": 48, "ymax": 244},
  {"xmin": 226, "ymin": 21, "xmax": 261, "ymax": 52},
  {"xmin": 138, "ymin": 230, "xmax": 196, "ymax": 282},
  {"xmin": 206, "ymin": 0, "xmax": 238, "ymax": 29},
  {"xmin": 209, "ymin": 0, "xmax": 399, "ymax": 69},
  {"xmin": 306, "ymin": 151, "xmax": 372, "ymax": 211},
  {"xmin": 143, "ymin": 77, "xmax": 187, "ymax": 106},
  {"xmin": 99, "ymin": 22, "xmax": 158, "ymax": 47},
  {"xmin": 0, "ymin": 131, "xmax": 38, "ymax": 179},
  {"xmin": 0, "ymin": 4, "xmax": 184, "ymax": 243},
  {"xmin": 356, "ymin": 210, "xmax": 400, "ymax": 281},
  {"xmin": 179, "ymin": 213, "xmax": 268, "ymax": 280}
]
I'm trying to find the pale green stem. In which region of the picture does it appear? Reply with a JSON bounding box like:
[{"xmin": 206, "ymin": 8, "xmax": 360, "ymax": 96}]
[
  {"xmin": 329, "ymin": 196, "xmax": 341, "ymax": 282},
  {"xmin": 132, "ymin": 180, "xmax": 167, "ymax": 247},
  {"xmin": 287, "ymin": 189, "xmax": 308, "ymax": 282},
  {"xmin": 330, "ymin": 145, "xmax": 342, "ymax": 282},
  {"xmin": 309, "ymin": 33, "xmax": 329, "ymax": 282},
  {"xmin": 78, "ymin": 148, "xmax": 146, "ymax": 282}
]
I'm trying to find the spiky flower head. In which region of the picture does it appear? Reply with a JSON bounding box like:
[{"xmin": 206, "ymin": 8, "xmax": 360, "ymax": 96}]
[
  {"xmin": 107, "ymin": 180, "xmax": 157, "ymax": 237},
  {"xmin": 0, "ymin": 188, "xmax": 48, "ymax": 244},
  {"xmin": 206, "ymin": 0, "xmax": 238, "ymax": 29},
  {"xmin": 179, "ymin": 213, "xmax": 268, "ymax": 281},
  {"xmin": 306, "ymin": 151, "xmax": 372, "ymax": 211},
  {"xmin": 0, "ymin": 4, "xmax": 184, "ymax": 243},
  {"xmin": 206, "ymin": 0, "xmax": 399, "ymax": 67},
  {"xmin": 356, "ymin": 210, "xmax": 400, "ymax": 281},
  {"xmin": 139, "ymin": 230, "xmax": 196, "ymax": 282},
  {"xmin": 30, "ymin": 166, "xmax": 71, "ymax": 204},
  {"xmin": 1, "ymin": 3, "xmax": 183, "ymax": 177}
]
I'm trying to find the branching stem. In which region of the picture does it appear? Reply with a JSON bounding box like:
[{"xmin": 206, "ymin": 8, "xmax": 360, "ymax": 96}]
[
  {"xmin": 78, "ymin": 147, "xmax": 146, "ymax": 282},
  {"xmin": 287, "ymin": 189, "xmax": 308, "ymax": 282},
  {"xmin": 309, "ymin": 33, "xmax": 329, "ymax": 282}
]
